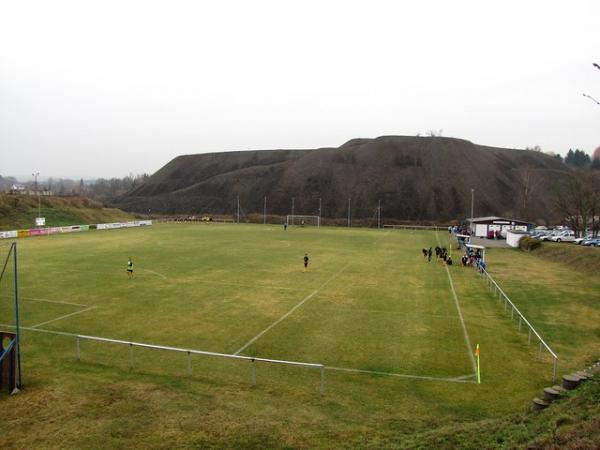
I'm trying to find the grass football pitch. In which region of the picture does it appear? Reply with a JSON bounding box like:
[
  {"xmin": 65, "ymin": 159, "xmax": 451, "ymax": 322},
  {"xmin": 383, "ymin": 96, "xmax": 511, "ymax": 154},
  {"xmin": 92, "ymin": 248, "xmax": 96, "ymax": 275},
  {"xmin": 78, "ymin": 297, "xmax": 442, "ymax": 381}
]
[{"xmin": 1, "ymin": 223, "xmax": 599, "ymax": 449}]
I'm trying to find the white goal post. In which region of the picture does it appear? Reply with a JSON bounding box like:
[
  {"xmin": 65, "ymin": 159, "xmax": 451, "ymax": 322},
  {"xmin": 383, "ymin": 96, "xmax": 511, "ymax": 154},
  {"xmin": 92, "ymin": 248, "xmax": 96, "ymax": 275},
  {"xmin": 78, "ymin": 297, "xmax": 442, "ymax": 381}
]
[{"xmin": 286, "ymin": 215, "xmax": 320, "ymax": 228}]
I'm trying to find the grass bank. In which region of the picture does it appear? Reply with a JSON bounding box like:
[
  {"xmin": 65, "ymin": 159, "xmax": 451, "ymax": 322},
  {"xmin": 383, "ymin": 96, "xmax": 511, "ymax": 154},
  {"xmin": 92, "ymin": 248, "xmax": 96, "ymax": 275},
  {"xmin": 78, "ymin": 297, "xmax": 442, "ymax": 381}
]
[
  {"xmin": 0, "ymin": 194, "xmax": 135, "ymax": 230},
  {"xmin": 527, "ymin": 241, "xmax": 600, "ymax": 275}
]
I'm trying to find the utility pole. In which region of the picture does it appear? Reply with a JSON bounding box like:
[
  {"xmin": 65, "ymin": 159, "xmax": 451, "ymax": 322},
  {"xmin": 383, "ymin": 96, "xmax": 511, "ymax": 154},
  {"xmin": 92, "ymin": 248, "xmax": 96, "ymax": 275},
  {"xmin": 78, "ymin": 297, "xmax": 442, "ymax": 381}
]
[
  {"xmin": 237, "ymin": 196, "xmax": 240, "ymax": 224},
  {"xmin": 378, "ymin": 200, "xmax": 381, "ymax": 229},
  {"xmin": 470, "ymin": 189, "xmax": 475, "ymax": 233},
  {"xmin": 32, "ymin": 172, "xmax": 41, "ymax": 220},
  {"xmin": 347, "ymin": 197, "xmax": 351, "ymax": 228},
  {"xmin": 318, "ymin": 197, "xmax": 322, "ymax": 225},
  {"xmin": 291, "ymin": 197, "xmax": 295, "ymax": 225},
  {"xmin": 263, "ymin": 196, "xmax": 267, "ymax": 225}
]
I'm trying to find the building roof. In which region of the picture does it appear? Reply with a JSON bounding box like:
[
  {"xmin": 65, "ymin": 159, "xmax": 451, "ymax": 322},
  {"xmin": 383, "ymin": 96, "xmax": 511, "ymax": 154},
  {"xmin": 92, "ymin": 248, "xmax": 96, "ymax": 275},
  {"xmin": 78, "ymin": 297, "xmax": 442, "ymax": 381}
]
[{"xmin": 467, "ymin": 216, "xmax": 531, "ymax": 224}]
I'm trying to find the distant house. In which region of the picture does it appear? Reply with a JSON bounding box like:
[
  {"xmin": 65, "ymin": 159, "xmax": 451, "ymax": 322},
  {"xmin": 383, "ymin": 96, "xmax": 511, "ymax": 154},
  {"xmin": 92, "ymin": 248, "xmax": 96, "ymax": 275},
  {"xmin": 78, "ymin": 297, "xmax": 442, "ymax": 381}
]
[
  {"xmin": 8, "ymin": 185, "xmax": 54, "ymax": 196},
  {"xmin": 467, "ymin": 216, "xmax": 532, "ymax": 238},
  {"xmin": 10, "ymin": 184, "xmax": 26, "ymax": 193}
]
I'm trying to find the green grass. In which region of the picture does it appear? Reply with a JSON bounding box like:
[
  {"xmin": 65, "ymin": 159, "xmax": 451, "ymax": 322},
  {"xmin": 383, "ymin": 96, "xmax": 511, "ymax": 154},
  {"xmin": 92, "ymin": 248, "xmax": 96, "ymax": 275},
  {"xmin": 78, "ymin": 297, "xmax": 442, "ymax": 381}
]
[
  {"xmin": 0, "ymin": 224, "xmax": 598, "ymax": 449},
  {"xmin": 0, "ymin": 194, "xmax": 135, "ymax": 231}
]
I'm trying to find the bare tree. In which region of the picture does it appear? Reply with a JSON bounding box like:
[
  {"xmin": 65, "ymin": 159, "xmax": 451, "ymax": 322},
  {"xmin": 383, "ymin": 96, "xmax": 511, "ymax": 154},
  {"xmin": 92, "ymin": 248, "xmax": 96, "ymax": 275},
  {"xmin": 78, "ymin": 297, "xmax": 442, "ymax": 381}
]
[
  {"xmin": 554, "ymin": 171, "xmax": 600, "ymax": 237},
  {"xmin": 514, "ymin": 166, "xmax": 544, "ymax": 218}
]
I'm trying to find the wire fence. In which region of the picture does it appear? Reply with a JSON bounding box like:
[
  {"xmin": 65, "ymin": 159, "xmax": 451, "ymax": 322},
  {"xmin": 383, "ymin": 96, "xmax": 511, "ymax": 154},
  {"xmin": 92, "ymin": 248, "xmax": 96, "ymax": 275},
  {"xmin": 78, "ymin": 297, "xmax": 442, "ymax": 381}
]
[
  {"xmin": 478, "ymin": 268, "xmax": 558, "ymax": 381},
  {"xmin": 75, "ymin": 334, "xmax": 326, "ymax": 394}
]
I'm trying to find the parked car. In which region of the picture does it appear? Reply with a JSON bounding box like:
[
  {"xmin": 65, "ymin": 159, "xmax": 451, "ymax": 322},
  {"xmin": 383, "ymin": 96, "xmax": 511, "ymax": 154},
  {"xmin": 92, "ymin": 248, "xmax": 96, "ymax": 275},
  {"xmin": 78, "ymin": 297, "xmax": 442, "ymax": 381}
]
[
  {"xmin": 539, "ymin": 231, "xmax": 560, "ymax": 241},
  {"xmin": 574, "ymin": 234, "xmax": 592, "ymax": 245},
  {"xmin": 550, "ymin": 230, "xmax": 576, "ymax": 243},
  {"xmin": 581, "ymin": 238, "xmax": 600, "ymax": 246}
]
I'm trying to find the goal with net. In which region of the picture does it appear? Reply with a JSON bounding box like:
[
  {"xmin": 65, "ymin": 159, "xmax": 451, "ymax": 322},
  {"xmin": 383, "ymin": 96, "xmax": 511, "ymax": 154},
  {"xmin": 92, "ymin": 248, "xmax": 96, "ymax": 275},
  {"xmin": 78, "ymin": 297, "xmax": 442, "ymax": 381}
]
[{"xmin": 286, "ymin": 215, "xmax": 320, "ymax": 228}]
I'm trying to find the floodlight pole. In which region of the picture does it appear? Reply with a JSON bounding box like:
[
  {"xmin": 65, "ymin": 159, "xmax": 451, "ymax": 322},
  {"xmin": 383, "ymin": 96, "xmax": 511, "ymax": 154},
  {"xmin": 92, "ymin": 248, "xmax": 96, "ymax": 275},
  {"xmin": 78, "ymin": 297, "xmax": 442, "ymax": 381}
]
[
  {"xmin": 583, "ymin": 93, "xmax": 600, "ymax": 105},
  {"xmin": 347, "ymin": 197, "xmax": 351, "ymax": 228}
]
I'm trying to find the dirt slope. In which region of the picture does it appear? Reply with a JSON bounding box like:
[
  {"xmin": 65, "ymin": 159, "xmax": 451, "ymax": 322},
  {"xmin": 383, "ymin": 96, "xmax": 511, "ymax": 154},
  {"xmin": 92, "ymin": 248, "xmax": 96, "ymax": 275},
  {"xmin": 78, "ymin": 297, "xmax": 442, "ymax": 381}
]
[{"xmin": 113, "ymin": 136, "xmax": 570, "ymax": 221}]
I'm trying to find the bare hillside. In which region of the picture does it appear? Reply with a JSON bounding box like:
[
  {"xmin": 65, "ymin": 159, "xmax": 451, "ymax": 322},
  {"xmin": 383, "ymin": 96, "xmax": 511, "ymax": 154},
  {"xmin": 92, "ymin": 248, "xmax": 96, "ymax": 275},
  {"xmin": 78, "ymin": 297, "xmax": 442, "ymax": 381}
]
[{"xmin": 113, "ymin": 136, "xmax": 570, "ymax": 222}]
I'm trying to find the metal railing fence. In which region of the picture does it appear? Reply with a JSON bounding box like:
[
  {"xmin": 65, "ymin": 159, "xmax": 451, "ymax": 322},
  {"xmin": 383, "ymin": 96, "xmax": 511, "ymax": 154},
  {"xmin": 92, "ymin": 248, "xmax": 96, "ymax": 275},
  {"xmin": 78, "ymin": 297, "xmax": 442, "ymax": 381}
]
[
  {"xmin": 478, "ymin": 268, "xmax": 558, "ymax": 381},
  {"xmin": 75, "ymin": 334, "xmax": 326, "ymax": 394}
]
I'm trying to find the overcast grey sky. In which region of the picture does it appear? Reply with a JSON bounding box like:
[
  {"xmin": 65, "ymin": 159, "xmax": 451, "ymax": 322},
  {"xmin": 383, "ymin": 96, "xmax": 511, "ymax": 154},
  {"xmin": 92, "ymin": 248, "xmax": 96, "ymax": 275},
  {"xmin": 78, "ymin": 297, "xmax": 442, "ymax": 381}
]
[{"xmin": 1, "ymin": 0, "xmax": 598, "ymax": 180}]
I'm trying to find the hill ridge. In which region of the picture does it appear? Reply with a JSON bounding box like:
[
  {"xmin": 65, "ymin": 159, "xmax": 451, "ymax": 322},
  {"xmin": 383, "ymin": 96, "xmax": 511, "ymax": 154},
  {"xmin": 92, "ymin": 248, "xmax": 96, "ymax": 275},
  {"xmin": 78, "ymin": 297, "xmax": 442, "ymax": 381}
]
[{"xmin": 113, "ymin": 135, "xmax": 570, "ymax": 222}]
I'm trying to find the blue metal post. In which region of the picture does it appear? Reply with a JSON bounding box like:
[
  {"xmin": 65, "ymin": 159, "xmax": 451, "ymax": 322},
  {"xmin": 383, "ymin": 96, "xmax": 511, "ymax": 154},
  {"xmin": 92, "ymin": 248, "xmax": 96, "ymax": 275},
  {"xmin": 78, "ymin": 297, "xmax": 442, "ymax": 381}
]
[{"xmin": 13, "ymin": 243, "xmax": 22, "ymax": 389}]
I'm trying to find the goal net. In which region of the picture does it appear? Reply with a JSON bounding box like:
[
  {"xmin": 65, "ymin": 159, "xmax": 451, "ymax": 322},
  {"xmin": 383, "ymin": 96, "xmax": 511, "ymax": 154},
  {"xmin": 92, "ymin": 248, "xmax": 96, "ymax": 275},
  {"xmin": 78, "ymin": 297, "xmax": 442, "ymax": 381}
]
[{"xmin": 286, "ymin": 215, "xmax": 320, "ymax": 228}]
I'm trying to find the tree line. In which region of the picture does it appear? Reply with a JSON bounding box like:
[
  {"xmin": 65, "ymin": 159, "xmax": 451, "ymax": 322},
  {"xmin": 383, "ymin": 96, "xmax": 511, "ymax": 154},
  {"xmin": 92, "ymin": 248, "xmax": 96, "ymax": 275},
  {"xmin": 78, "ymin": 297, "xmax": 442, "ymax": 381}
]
[{"xmin": 0, "ymin": 173, "xmax": 149, "ymax": 202}]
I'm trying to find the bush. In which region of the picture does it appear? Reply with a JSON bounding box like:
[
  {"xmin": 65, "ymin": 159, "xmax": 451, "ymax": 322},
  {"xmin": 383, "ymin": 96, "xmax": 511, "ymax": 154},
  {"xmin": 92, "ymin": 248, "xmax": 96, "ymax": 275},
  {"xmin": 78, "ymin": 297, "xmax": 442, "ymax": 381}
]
[{"xmin": 519, "ymin": 236, "xmax": 541, "ymax": 252}]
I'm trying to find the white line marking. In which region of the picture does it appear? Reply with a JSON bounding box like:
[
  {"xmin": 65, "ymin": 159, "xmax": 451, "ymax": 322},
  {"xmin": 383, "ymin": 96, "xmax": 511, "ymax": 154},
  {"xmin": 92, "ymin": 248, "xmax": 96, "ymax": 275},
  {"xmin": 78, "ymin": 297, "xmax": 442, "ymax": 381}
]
[
  {"xmin": 326, "ymin": 366, "xmax": 476, "ymax": 384},
  {"xmin": 435, "ymin": 231, "xmax": 478, "ymax": 374},
  {"xmin": 34, "ymin": 266, "xmax": 168, "ymax": 280},
  {"xmin": 138, "ymin": 268, "xmax": 167, "ymax": 279},
  {"xmin": 29, "ymin": 306, "xmax": 97, "ymax": 329},
  {"xmin": 7, "ymin": 296, "xmax": 89, "ymax": 307},
  {"xmin": 234, "ymin": 263, "xmax": 350, "ymax": 355},
  {"xmin": 452, "ymin": 374, "xmax": 477, "ymax": 381},
  {"xmin": 0, "ymin": 323, "xmax": 79, "ymax": 337}
]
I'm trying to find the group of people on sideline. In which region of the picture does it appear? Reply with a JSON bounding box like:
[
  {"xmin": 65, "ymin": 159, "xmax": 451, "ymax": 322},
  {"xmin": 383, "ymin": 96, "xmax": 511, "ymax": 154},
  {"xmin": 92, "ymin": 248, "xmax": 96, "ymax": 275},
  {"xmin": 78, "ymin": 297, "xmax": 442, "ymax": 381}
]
[
  {"xmin": 422, "ymin": 246, "xmax": 452, "ymax": 265},
  {"xmin": 461, "ymin": 248, "xmax": 486, "ymax": 272}
]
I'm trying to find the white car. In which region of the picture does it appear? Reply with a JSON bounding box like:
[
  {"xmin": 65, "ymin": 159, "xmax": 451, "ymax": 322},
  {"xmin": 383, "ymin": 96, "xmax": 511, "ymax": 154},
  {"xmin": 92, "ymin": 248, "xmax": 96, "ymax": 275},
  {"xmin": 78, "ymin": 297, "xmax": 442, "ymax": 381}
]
[
  {"xmin": 550, "ymin": 231, "xmax": 576, "ymax": 243},
  {"xmin": 539, "ymin": 231, "xmax": 559, "ymax": 241}
]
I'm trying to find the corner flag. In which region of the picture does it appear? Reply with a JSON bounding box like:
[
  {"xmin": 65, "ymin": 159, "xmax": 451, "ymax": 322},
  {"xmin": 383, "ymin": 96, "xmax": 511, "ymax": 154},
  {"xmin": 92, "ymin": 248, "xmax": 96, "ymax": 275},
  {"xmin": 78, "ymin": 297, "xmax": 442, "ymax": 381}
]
[{"xmin": 475, "ymin": 344, "xmax": 481, "ymax": 384}]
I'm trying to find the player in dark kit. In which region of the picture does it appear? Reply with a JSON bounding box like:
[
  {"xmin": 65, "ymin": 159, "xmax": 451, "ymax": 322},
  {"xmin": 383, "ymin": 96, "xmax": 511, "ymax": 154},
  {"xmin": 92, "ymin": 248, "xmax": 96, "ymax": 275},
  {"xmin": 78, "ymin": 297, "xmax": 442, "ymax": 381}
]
[
  {"xmin": 127, "ymin": 257, "xmax": 134, "ymax": 279},
  {"xmin": 303, "ymin": 253, "xmax": 309, "ymax": 272}
]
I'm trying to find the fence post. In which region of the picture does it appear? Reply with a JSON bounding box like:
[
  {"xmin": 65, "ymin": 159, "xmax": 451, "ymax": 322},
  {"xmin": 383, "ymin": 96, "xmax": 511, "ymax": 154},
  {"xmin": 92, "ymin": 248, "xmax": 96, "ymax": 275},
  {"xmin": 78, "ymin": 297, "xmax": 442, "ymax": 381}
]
[
  {"xmin": 76, "ymin": 336, "xmax": 80, "ymax": 361},
  {"xmin": 129, "ymin": 343, "xmax": 134, "ymax": 369},
  {"xmin": 511, "ymin": 307, "xmax": 514, "ymax": 320},
  {"xmin": 187, "ymin": 351, "xmax": 192, "ymax": 377},
  {"xmin": 518, "ymin": 316, "xmax": 522, "ymax": 332},
  {"xmin": 320, "ymin": 366, "xmax": 325, "ymax": 395},
  {"xmin": 538, "ymin": 341, "xmax": 542, "ymax": 360}
]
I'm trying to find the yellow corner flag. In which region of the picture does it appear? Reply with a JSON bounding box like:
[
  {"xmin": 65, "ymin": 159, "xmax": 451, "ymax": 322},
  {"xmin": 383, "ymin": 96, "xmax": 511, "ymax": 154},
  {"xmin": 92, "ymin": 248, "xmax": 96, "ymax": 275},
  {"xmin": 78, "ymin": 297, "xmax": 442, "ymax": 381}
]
[{"xmin": 475, "ymin": 344, "xmax": 481, "ymax": 384}]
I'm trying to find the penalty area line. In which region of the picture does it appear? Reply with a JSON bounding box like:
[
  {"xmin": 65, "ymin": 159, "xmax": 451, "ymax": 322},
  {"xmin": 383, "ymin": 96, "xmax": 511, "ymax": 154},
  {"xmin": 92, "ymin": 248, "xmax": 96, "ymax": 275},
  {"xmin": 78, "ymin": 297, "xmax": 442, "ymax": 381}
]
[
  {"xmin": 234, "ymin": 263, "xmax": 350, "ymax": 356},
  {"xmin": 0, "ymin": 323, "xmax": 80, "ymax": 337},
  {"xmin": 29, "ymin": 306, "xmax": 97, "ymax": 329},
  {"xmin": 138, "ymin": 268, "xmax": 168, "ymax": 279},
  {"xmin": 0, "ymin": 295, "xmax": 89, "ymax": 308}
]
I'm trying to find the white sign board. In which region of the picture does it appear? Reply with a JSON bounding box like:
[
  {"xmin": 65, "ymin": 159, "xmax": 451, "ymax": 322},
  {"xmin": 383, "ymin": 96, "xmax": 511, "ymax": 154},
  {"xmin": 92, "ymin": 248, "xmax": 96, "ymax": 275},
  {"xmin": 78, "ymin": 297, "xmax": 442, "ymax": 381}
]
[{"xmin": 35, "ymin": 217, "xmax": 46, "ymax": 227}]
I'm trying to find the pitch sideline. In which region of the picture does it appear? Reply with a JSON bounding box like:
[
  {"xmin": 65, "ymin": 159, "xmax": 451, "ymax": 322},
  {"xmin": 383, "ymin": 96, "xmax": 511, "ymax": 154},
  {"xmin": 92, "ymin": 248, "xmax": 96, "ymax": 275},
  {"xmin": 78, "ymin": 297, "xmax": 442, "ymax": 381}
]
[{"xmin": 435, "ymin": 230, "xmax": 478, "ymax": 374}]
